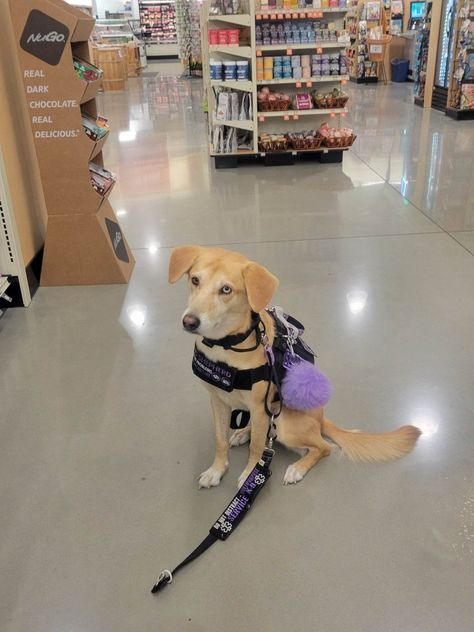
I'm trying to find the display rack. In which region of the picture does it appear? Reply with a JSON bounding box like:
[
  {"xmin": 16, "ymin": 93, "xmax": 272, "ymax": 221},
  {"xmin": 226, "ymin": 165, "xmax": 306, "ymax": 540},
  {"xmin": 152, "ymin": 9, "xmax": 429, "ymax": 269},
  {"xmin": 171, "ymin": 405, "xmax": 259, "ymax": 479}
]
[
  {"xmin": 383, "ymin": 0, "xmax": 403, "ymax": 35},
  {"xmin": 346, "ymin": 0, "xmax": 385, "ymax": 82},
  {"xmin": 447, "ymin": 0, "xmax": 474, "ymax": 119},
  {"xmin": 176, "ymin": 0, "xmax": 202, "ymax": 76},
  {"xmin": 413, "ymin": 0, "xmax": 432, "ymax": 103},
  {"xmin": 202, "ymin": 0, "xmax": 354, "ymax": 168},
  {"xmin": 8, "ymin": 0, "xmax": 135, "ymax": 286},
  {"xmin": 139, "ymin": 0, "xmax": 179, "ymax": 58}
]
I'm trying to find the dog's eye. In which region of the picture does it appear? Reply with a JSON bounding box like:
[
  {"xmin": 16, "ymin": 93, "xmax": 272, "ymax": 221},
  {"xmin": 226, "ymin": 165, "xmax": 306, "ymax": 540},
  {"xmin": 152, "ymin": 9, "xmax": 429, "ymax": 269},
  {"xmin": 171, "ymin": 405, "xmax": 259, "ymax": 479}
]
[
  {"xmin": 220, "ymin": 285, "xmax": 232, "ymax": 295},
  {"xmin": 191, "ymin": 276, "xmax": 199, "ymax": 286}
]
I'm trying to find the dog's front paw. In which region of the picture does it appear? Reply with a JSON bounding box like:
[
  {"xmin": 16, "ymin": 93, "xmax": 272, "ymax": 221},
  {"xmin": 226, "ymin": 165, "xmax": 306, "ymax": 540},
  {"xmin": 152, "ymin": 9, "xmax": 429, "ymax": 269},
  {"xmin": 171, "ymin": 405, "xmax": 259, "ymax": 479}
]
[
  {"xmin": 198, "ymin": 466, "xmax": 225, "ymax": 489},
  {"xmin": 283, "ymin": 464, "xmax": 305, "ymax": 485}
]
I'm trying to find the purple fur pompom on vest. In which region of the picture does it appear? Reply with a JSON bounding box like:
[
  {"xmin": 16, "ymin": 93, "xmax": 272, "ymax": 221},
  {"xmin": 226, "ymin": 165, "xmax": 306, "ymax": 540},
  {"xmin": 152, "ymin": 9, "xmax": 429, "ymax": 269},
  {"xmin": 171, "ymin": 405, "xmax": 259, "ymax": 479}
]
[{"xmin": 281, "ymin": 360, "xmax": 332, "ymax": 411}]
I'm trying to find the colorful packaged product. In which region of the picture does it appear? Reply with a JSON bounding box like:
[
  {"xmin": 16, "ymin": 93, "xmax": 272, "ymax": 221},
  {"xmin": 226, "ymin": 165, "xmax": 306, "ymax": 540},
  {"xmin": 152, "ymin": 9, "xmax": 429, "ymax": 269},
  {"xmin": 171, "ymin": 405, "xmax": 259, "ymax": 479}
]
[{"xmin": 73, "ymin": 57, "xmax": 102, "ymax": 82}]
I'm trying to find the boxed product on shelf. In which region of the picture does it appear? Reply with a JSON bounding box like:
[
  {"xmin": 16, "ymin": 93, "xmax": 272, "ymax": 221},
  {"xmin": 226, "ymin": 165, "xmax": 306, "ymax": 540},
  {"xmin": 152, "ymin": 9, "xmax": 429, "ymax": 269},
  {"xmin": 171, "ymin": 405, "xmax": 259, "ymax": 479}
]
[
  {"xmin": 82, "ymin": 114, "xmax": 109, "ymax": 141},
  {"xmin": 209, "ymin": 28, "xmax": 240, "ymax": 45},
  {"xmin": 73, "ymin": 57, "xmax": 103, "ymax": 82},
  {"xmin": 89, "ymin": 162, "xmax": 116, "ymax": 196},
  {"xmin": 255, "ymin": 20, "xmax": 340, "ymax": 46},
  {"xmin": 212, "ymin": 59, "xmax": 250, "ymax": 80},
  {"xmin": 255, "ymin": 0, "xmax": 348, "ymax": 11},
  {"xmin": 259, "ymin": 52, "xmax": 346, "ymax": 80},
  {"xmin": 292, "ymin": 92, "xmax": 312, "ymax": 108}
]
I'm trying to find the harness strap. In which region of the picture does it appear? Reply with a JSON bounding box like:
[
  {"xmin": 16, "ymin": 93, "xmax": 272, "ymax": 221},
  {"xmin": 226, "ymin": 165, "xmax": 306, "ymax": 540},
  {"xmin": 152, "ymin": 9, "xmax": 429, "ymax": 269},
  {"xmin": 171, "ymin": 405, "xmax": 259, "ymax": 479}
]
[
  {"xmin": 202, "ymin": 312, "xmax": 261, "ymax": 351},
  {"xmin": 230, "ymin": 410, "xmax": 251, "ymax": 429}
]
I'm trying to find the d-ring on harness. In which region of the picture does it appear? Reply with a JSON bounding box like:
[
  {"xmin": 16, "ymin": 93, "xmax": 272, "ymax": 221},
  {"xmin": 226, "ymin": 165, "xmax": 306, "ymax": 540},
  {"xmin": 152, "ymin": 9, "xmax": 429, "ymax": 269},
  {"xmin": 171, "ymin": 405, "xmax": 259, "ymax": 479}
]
[{"xmin": 151, "ymin": 309, "xmax": 314, "ymax": 594}]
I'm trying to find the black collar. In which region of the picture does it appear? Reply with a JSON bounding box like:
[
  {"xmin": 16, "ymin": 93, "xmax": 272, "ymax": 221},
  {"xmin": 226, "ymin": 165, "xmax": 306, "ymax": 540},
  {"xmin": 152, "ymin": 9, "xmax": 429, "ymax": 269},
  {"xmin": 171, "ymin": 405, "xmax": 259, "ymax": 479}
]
[{"xmin": 202, "ymin": 312, "xmax": 262, "ymax": 352}]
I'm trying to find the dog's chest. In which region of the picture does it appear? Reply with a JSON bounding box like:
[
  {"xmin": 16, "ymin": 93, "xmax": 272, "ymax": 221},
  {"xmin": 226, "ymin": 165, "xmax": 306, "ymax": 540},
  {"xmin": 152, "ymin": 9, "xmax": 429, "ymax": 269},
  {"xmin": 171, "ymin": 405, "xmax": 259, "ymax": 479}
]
[{"xmin": 198, "ymin": 376, "xmax": 250, "ymax": 410}]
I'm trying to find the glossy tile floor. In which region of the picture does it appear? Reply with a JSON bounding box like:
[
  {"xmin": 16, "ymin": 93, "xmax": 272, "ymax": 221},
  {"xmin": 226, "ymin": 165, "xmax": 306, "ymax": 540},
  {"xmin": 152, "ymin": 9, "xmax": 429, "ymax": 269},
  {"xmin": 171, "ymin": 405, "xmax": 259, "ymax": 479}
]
[{"xmin": 1, "ymin": 73, "xmax": 474, "ymax": 631}]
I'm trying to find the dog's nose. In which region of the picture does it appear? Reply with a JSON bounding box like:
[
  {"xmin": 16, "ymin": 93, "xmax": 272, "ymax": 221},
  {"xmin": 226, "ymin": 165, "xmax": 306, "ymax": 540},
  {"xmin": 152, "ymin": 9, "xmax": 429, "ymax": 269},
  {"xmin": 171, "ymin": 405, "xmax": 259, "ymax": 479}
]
[{"xmin": 182, "ymin": 314, "xmax": 200, "ymax": 332}]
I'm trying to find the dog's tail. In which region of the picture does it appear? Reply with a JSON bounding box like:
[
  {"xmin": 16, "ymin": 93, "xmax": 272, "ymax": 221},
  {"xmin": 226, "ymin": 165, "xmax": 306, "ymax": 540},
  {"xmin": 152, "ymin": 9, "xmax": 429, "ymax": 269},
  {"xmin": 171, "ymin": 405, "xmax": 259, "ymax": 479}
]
[{"xmin": 322, "ymin": 418, "xmax": 421, "ymax": 462}]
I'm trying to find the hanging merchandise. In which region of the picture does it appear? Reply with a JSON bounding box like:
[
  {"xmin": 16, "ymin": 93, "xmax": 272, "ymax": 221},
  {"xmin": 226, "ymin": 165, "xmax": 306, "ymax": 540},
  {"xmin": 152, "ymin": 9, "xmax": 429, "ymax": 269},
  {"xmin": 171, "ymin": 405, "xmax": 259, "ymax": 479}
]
[
  {"xmin": 346, "ymin": 0, "xmax": 384, "ymax": 82},
  {"xmin": 390, "ymin": 0, "xmax": 404, "ymax": 35},
  {"xmin": 447, "ymin": 0, "xmax": 474, "ymax": 117},
  {"xmin": 176, "ymin": 0, "xmax": 203, "ymax": 76},
  {"xmin": 413, "ymin": 1, "xmax": 432, "ymax": 103}
]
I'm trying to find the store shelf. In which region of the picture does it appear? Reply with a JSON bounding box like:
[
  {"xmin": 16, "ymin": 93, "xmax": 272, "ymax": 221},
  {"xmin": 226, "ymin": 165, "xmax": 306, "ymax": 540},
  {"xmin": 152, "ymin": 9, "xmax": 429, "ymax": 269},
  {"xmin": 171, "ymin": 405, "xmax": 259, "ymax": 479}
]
[
  {"xmin": 209, "ymin": 45, "xmax": 253, "ymax": 58},
  {"xmin": 258, "ymin": 147, "xmax": 349, "ymax": 155},
  {"xmin": 211, "ymin": 79, "xmax": 253, "ymax": 92},
  {"xmin": 258, "ymin": 108, "xmax": 347, "ymax": 118},
  {"xmin": 210, "ymin": 148, "xmax": 256, "ymax": 157},
  {"xmin": 255, "ymin": 8, "xmax": 349, "ymax": 19},
  {"xmin": 257, "ymin": 75, "xmax": 349, "ymax": 85},
  {"xmin": 208, "ymin": 14, "xmax": 251, "ymax": 27},
  {"xmin": 258, "ymin": 42, "xmax": 346, "ymax": 51},
  {"xmin": 213, "ymin": 119, "xmax": 254, "ymax": 131}
]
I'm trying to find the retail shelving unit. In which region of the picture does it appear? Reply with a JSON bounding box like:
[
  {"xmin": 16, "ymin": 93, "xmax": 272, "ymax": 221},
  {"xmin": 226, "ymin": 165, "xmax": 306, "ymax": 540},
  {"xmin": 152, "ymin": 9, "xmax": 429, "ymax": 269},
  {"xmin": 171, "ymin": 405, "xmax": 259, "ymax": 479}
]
[
  {"xmin": 447, "ymin": 0, "xmax": 474, "ymax": 119},
  {"xmin": 139, "ymin": 0, "xmax": 179, "ymax": 58},
  {"xmin": 346, "ymin": 0, "xmax": 384, "ymax": 82},
  {"xmin": 203, "ymin": 0, "xmax": 353, "ymax": 167}
]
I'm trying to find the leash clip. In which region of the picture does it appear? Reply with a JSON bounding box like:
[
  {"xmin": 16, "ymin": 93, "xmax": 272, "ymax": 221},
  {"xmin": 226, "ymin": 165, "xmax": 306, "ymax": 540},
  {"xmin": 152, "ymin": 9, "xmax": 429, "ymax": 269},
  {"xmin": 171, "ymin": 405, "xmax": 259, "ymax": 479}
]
[
  {"xmin": 267, "ymin": 414, "xmax": 277, "ymax": 450},
  {"xmin": 151, "ymin": 569, "xmax": 173, "ymax": 594}
]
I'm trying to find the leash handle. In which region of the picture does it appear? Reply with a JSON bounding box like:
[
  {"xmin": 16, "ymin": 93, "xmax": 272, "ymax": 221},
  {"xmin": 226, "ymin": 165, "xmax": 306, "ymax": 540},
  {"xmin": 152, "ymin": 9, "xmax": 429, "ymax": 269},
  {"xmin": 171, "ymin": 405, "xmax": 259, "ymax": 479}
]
[{"xmin": 210, "ymin": 449, "xmax": 273, "ymax": 541}]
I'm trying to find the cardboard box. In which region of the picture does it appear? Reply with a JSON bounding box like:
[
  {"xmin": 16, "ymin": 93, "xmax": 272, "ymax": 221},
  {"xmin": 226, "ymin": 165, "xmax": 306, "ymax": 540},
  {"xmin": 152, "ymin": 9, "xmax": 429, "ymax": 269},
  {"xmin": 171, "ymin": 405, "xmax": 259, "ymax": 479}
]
[
  {"xmin": 41, "ymin": 201, "xmax": 134, "ymax": 286},
  {"xmin": 8, "ymin": 0, "xmax": 134, "ymax": 286}
]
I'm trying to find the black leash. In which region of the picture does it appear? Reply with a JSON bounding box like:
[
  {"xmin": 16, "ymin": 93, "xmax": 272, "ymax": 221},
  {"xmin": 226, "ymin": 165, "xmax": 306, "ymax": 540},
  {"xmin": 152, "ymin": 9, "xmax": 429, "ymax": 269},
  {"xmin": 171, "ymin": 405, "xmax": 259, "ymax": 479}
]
[{"xmin": 151, "ymin": 445, "xmax": 274, "ymax": 594}]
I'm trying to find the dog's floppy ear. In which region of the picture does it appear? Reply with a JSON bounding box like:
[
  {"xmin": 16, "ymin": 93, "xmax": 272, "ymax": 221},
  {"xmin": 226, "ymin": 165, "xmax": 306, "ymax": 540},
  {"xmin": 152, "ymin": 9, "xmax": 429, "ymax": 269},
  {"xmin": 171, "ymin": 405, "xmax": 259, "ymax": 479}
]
[
  {"xmin": 243, "ymin": 262, "xmax": 279, "ymax": 313},
  {"xmin": 168, "ymin": 246, "xmax": 201, "ymax": 283}
]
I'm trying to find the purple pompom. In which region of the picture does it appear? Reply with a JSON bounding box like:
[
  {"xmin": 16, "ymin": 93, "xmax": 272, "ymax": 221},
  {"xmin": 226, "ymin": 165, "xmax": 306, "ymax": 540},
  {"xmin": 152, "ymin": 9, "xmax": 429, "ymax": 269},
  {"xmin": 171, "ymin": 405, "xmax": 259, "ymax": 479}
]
[{"xmin": 281, "ymin": 360, "xmax": 332, "ymax": 411}]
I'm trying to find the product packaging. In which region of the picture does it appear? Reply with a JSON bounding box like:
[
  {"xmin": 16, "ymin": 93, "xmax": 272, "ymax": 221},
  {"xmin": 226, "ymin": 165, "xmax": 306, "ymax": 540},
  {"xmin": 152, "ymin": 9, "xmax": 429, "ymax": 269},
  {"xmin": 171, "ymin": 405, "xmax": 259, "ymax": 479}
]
[{"xmin": 73, "ymin": 57, "xmax": 102, "ymax": 82}]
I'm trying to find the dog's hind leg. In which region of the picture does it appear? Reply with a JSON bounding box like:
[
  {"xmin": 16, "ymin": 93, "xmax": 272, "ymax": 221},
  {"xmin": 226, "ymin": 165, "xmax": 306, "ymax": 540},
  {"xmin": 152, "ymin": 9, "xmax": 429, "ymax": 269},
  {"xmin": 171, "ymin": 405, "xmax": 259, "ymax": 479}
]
[
  {"xmin": 277, "ymin": 408, "xmax": 331, "ymax": 485},
  {"xmin": 283, "ymin": 444, "xmax": 331, "ymax": 484},
  {"xmin": 229, "ymin": 426, "xmax": 251, "ymax": 447}
]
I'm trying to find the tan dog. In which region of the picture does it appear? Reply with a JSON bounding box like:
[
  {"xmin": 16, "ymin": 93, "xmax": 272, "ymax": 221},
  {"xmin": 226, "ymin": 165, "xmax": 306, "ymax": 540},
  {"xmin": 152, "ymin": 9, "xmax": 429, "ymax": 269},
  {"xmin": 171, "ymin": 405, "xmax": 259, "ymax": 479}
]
[{"xmin": 169, "ymin": 245, "xmax": 421, "ymax": 487}]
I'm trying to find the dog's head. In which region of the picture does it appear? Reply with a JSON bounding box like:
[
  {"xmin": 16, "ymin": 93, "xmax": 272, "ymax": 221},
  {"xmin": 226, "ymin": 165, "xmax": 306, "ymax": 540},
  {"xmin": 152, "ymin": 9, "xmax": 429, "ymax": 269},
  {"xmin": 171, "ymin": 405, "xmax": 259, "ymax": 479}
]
[{"xmin": 168, "ymin": 246, "xmax": 279, "ymax": 339}]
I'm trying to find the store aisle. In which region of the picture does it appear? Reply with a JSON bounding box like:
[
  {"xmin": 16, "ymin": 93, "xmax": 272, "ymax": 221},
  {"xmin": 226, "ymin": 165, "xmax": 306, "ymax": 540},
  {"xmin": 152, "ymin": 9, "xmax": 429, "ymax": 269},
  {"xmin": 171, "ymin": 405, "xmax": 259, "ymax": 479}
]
[
  {"xmin": 100, "ymin": 77, "xmax": 474, "ymax": 253},
  {"xmin": 1, "ymin": 76, "xmax": 473, "ymax": 632}
]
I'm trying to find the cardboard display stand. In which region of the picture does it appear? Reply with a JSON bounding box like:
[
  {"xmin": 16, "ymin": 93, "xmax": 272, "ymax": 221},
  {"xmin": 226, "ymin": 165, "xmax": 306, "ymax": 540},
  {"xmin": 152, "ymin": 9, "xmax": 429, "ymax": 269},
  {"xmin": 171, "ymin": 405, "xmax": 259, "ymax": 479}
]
[{"xmin": 7, "ymin": 0, "xmax": 134, "ymax": 286}]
